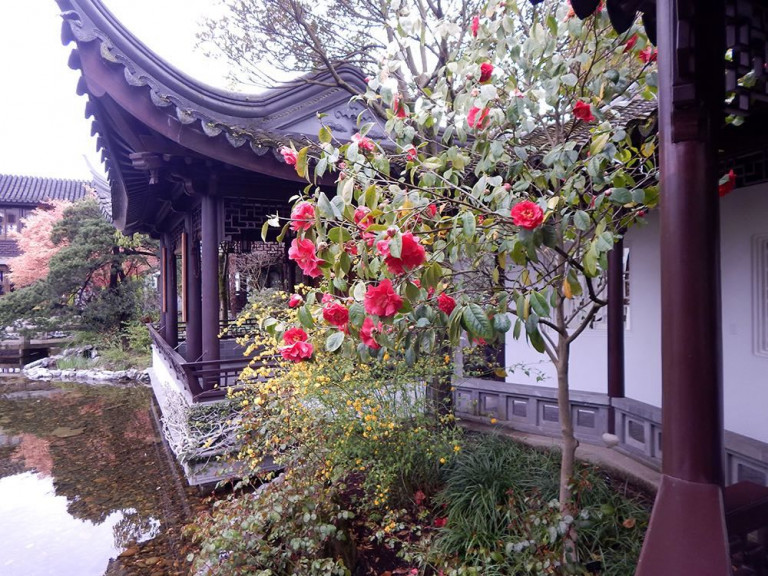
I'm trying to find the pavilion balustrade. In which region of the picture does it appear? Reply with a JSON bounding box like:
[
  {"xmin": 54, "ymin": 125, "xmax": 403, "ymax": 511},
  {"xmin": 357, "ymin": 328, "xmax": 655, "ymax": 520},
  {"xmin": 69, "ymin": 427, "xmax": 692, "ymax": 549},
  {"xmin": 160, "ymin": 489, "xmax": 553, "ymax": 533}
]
[{"xmin": 148, "ymin": 322, "xmax": 279, "ymax": 402}]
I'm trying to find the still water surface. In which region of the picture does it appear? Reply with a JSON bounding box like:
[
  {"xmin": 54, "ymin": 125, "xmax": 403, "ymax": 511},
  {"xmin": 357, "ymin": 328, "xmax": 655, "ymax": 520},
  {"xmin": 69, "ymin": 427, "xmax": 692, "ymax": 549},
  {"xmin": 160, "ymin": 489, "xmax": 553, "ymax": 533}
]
[{"xmin": 0, "ymin": 377, "xmax": 196, "ymax": 576}]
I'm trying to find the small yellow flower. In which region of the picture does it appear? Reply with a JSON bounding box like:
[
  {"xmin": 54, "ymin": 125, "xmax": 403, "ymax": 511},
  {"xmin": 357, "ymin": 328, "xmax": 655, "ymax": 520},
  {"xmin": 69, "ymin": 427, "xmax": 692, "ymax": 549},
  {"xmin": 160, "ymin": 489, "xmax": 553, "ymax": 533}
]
[
  {"xmin": 490, "ymin": 417, "xmax": 498, "ymax": 424},
  {"xmin": 439, "ymin": 457, "xmax": 446, "ymax": 464},
  {"xmin": 453, "ymin": 445, "xmax": 461, "ymax": 453}
]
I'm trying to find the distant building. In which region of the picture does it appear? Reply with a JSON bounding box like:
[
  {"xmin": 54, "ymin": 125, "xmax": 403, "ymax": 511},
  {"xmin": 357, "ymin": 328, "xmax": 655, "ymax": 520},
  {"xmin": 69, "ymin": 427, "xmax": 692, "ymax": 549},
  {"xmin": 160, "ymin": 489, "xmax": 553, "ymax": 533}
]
[{"xmin": 0, "ymin": 174, "xmax": 93, "ymax": 294}]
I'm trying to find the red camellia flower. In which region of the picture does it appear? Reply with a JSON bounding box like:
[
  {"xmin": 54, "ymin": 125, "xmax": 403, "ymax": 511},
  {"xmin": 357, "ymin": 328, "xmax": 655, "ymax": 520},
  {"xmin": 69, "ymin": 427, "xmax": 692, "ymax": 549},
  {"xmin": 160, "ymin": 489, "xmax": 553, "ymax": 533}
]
[
  {"xmin": 281, "ymin": 327, "xmax": 314, "ymax": 360},
  {"xmin": 393, "ymin": 94, "xmax": 407, "ymax": 119},
  {"xmin": 433, "ymin": 517, "xmax": 447, "ymax": 528},
  {"xmin": 510, "ymin": 200, "xmax": 545, "ymax": 230},
  {"xmin": 471, "ymin": 15, "xmax": 480, "ymax": 36},
  {"xmin": 467, "ymin": 106, "xmax": 490, "ymax": 129},
  {"xmin": 437, "ymin": 293, "xmax": 456, "ymax": 315},
  {"xmin": 280, "ymin": 146, "xmax": 298, "ymax": 165},
  {"xmin": 573, "ymin": 100, "xmax": 595, "ymax": 123},
  {"xmin": 323, "ymin": 301, "xmax": 349, "ymax": 329},
  {"xmin": 384, "ymin": 232, "xmax": 426, "ymax": 275},
  {"xmin": 360, "ymin": 316, "xmax": 382, "ymax": 349},
  {"xmin": 426, "ymin": 204, "xmax": 437, "ymax": 217},
  {"xmin": 281, "ymin": 340, "xmax": 313, "ymax": 362},
  {"xmin": 288, "ymin": 238, "xmax": 323, "ymax": 278},
  {"xmin": 719, "ymin": 169, "xmax": 737, "ymax": 197},
  {"xmin": 288, "ymin": 294, "xmax": 303, "ymax": 308},
  {"xmin": 623, "ymin": 34, "xmax": 638, "ymax": 53},
  {"xmin": 364, "ymin": 279, "xmax": 403, "ymax": 317},
  {"xmin": 639, "ymin": 46, "xmax": 657, "ymax": 64},
  {"xmin": 479, "ymin": 62, "xmax": 493, "ymax": 83},
  {"xmin": 354, "ymin": 206, "xmax": 374, "ymax": 230},
  {"xmin": 352, "ymin": 133, "xmax": 376, "ymax": 152},
  {"xmin": 283, "ymin": 327, "xmax": 309, "ymax": 345},
  {"xmin": 405, "ymin": 145, "xmax": 418, "ymax": 161},
  {"xmin": 290, "ymin": 201, "xmax": 315, "ymax": 232}
]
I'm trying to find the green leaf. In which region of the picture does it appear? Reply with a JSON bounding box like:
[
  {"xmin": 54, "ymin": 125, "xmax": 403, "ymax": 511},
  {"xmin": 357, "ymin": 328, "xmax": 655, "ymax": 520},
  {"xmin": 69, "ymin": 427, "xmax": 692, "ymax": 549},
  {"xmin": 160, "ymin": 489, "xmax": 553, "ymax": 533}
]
[
  {"xmin": 493, "ymin": 314, "xmax": 512, "ymax": 333},
  {"xmin": 529, "ymin": 291, "xmax": 550, "ymax": 318},
  {"xmin": 421, "ymin": 262, "xmax": 443, "ymax": 289},
  {"xmin": 513, "ymin": 318, "xmax": 522, "ymax": 340},
  {"xmin": 608, "ymin": 187, "xmax": 632, "ymax": 204},
  {"xmin": 573, "ymin": 210, "xmax": 590, "ymax": 231},
  {"xmin": 296, "ymin": 146, "xmax": 309, "ymax": 178},
  {"xmin": 528, "ymin": 327, "xmax": 546, "ymax": 353},
  {"xmin": 328, "ymin": 227, "xmax": 352, "ymax": 244},
  {"xmin": 317, "ymin": 192, "xmax": 336, "ymax": 219},
  {"xmin": 348, "ymin": 302, "xmax": 365, "ymax": 329},
  {"xmin": 461, "ymin": 212, "xmax": 476, "ymax": 238},
  {"xmin": 261, "ymin": 220, "xmax": 270, "ymax": 242},
  {"xmin": 462, "ymin": 303, "xmax": 494, "ymax": 340},
  {"xmin": 405, "ymin": 281, "xmax": 421, "ymax": 302},
  {"xmin": 298, "ymin": 305, "xmax": 314, "ymax": 328},
  {"xmin": 276, "ymin": 222, "xmax": 291, "ymax": 243},
  {"xmin": 388, "ymin": 232, "xmax": 402, "ymax": 258},
  {"xmin": 319, "ymin": 125, "xmax": 332, "ymax": 144},
  {"xmin": 326, "ymin": 331, "xmax": 344, "ymax": 352},
  {"xmin": 352, "ymin": 281, "xmax": 366, "ymax": 302},
  {"xmin": 590, "ymin": 132, "xmax": 611, "ymax": 156}
]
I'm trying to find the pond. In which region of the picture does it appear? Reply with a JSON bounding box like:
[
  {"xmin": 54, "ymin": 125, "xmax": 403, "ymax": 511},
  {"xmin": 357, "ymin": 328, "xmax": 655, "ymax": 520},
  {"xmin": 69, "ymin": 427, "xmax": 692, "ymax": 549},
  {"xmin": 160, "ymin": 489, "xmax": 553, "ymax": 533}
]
[{"xmin": 0, "ymin": 376, "xmax": 203, "ymax": 576}]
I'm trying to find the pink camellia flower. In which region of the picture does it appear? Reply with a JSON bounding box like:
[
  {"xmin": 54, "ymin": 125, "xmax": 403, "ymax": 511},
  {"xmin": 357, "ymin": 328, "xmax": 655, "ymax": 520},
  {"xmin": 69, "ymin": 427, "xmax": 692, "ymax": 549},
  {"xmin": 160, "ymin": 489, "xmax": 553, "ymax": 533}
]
[
  {"xmin": 623, "ymin": 34, "xmax": 638, "ymax": 53},
  {"xmin": 354, "ymin": 206, "xmax": 373, "ymax": 229},
  {"xmin": 437, "ymin": 293, "xmax": 456, "ymax": 315},
  {"xmin": 288, "ymin": 294, "xmax": 303, "ymax": 308},
  {"xmin": 719, "ymin": 169, "xmax": 737, "ymax": 197},
  {"xmin": 364, "ymin": 279, "xmax": 403, "ymax": 317},
  {"xmin": 510, "ymin": 200, "xmax": 545, "ymax": 230},
  {"xmin": 321, "ymin": 293, "xmax": 334, "ymax": 304},
  {"xmin": 323, "ymin": 301, "xmax": 349, "ymax": 329},
  {"xmin": 639, "ymin": 45, "xmax": 657, "ymax": 64},
  {"xmin": 290, "ymin": 201, "xmax": 315, "ymax": 232},
  {"xmin": 471, "ymin": 15, "xmax": 480, "ymax": 36},
  {"xmin": 479, "ymin": 62, "xmax": 493, "ymax": 83},
  {"xmin": 573, "ymin": 100, "xmax": 595, "ymax": 123},
  {"xmin": 405, "ymin": 145, "xmax": 418, "ymax": 161},
  {"xmin": 360, "ymin": 316, "xmax": 382, "ymax": 349},
  {"xmin": 384, "ymin": 232, "xmax": 426, "ymax": 275},
  {"xmin": 393, "ymin": 93, "xmax": 408, "ymax": 119},
  {"xmin": 376, "ymin": 239, "xmax": 391, "ymax": 258},
  {"xmin": 352, "ymin": 133, "xmax": 376, "ymax": 152},
  {"xmin": 288, "ymin": 238, "xmax": 323, "ymax": 278},
  {"xmin": 280, "ymin": 146, "xmax": 298, "ymax": 165},
  {"xmin": 467, "ymin": 106, "xmax": 490, "ymax": 129}
]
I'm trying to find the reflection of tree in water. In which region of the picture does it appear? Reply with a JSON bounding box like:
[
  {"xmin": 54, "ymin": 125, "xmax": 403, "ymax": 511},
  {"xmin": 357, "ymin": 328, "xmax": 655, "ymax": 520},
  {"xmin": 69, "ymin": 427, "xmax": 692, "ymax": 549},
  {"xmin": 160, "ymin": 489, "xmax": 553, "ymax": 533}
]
[
  {"xmin": 0, "ymin": 382, "xmax": 174, "ymax": 531},
  {"xmin": 112, "ymin": 508, "xmax": 162, "ymax": 549}
]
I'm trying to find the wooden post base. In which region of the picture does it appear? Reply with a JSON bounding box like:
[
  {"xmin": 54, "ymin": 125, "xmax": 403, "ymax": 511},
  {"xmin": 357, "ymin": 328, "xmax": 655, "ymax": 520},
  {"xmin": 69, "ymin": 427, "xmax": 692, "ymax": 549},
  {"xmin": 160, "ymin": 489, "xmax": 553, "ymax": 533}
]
[{"xmin": 636, "ymin": 475, "xmax": 731, "ymax": 576}]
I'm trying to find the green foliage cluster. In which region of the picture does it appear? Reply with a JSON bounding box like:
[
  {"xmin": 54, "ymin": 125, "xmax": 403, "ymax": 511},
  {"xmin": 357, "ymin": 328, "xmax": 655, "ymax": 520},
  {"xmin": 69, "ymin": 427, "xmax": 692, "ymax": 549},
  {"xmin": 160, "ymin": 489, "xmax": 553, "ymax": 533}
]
[
  {"xmin": 428, "ymin": 434, "xmax": 649, "ymax": 575},
  {"xmin": 0, "ymin": 199, "xmax": 158, "ymax": 343}
]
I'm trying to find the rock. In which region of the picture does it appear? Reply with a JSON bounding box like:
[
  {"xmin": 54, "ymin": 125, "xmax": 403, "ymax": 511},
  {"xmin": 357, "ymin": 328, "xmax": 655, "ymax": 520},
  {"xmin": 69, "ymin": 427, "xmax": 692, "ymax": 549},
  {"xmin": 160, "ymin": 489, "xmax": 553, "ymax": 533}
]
[
  {"xmin": 602, "ymin": 433, "xmax": 620, "ymax": 448},
  {"xmin": 52, "ymin": 426, "xmax": 85, "ymax": 438}
]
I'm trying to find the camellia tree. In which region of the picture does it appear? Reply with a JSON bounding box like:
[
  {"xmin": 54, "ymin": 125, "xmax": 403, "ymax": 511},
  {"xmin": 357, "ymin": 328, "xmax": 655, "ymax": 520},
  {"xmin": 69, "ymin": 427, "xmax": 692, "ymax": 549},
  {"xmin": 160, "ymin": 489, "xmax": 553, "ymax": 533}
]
[{"xmin": 265, "ymin": 0, "xmax": 659, "ymax": 538}]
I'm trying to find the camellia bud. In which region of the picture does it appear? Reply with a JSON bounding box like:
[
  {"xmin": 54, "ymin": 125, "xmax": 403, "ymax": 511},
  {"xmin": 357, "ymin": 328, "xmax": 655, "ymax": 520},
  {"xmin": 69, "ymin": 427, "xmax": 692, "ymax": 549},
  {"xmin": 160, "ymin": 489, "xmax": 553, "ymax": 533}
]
[
  {"xmin": 503, "ymin": 183, "xmax": 511, "ymax": 191},
  {"xmin": 471, "ymin": 88, "xmax": 480, "ymax": 97},
  {"xmin": 316, "ymin": 241, "xmax": 328, "ymax": 251},
  {"xmin": 605, "ymin": 189, "xmax": 612, "ymax": 197},
  {"xmin": 386, "ymin": 226, "xmax": 398, "ymax": 237}
]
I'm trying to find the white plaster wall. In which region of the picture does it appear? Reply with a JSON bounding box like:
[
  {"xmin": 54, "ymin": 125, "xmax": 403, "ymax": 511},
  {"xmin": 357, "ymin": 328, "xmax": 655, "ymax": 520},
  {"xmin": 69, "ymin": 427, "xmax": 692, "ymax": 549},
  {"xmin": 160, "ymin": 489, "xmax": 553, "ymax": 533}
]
[
  {"xmin": 720, "ymin": 183, "xmax": 768, "ymax": 444},
  {"xmin": 504, "ymin": 216, "xmax": 662, "ymax": 400}
]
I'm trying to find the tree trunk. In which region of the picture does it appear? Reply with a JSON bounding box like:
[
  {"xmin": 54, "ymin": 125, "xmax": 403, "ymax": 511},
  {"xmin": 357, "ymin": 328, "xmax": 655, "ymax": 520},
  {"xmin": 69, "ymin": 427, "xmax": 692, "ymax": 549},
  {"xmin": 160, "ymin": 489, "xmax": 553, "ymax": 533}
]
[{"xmin": 555, "ymin": 301, "xmax": 578, "ymax": 564}]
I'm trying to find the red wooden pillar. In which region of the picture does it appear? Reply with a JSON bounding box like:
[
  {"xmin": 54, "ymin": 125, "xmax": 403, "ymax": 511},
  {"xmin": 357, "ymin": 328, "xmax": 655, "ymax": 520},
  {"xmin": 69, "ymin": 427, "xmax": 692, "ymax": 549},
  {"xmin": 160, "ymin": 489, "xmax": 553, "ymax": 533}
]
[
  {"xmin": 185, "ymin": 213, "xmax": 202, "ymax": 362},
  {"xmin": 636, "ymin": 0, "xmax": 730, "ymax": 574},
  {"xmin": 606, "ymin": 238, "xmax": 625, "ymax": 434},
  {"xmin": 201, "ymin": 178, "xmax": 220, "ymax": 362},
  {"xmin": 164, "ymin": 233, "xmax": 178, "ymax": 349}
]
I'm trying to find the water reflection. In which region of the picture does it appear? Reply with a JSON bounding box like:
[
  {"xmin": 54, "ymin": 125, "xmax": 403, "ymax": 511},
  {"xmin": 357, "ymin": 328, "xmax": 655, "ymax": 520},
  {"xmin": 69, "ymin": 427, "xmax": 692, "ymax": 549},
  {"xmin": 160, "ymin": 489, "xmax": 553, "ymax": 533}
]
[{"xmin": 0, "ymin": 378, "xmax": 189, "ymax": 576}]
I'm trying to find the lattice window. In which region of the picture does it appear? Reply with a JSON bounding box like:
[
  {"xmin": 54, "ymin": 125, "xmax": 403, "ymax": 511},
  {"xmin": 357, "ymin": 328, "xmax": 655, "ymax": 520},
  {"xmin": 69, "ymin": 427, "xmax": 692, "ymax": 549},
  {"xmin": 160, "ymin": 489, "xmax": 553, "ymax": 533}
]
[
  {"xmin": 754, "ymin": 235, "xmax": 768, "ymax": 357},
  {"xmin": 567, "ymin": 248, "xmax": 630, "ymax": 331}
]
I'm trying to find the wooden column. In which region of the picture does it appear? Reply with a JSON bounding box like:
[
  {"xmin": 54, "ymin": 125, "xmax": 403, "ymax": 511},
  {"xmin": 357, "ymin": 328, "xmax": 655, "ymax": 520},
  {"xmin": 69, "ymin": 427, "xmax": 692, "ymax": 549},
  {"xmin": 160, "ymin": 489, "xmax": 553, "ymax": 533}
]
[
  {"xmin": 606, "ymin": 239, "xmax": 625, "ymax": 434},
  {"xmin": 159, "ymin": 236, "xmax": 169, "ymax": 338},
  {"xmin": 185, "ymin": 213, "xmax": 202, "ymax": 362},
  {"xmin": 636, "ymin": 0, "xmax": 730, "ymax": 574},
  {"xmin": 201, "ymin": 179, "xmax": 220, "ymax": 362},
  {"xmin": 164, "ymin": 233, "xmax": 178, "ymax": 349}
]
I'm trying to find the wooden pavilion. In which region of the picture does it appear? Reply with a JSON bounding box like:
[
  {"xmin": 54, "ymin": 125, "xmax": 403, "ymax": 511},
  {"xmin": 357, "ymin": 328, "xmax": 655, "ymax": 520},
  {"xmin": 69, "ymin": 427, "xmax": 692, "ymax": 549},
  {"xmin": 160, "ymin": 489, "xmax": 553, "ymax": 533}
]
[{"xmin": 56, "ymin": 0, "xmax": 768, "ymax": 573}]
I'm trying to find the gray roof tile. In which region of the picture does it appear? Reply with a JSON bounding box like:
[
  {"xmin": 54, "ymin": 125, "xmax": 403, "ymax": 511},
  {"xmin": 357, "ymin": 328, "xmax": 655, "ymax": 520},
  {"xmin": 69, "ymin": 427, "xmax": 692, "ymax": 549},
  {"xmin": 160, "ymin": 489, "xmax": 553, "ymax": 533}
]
[{"xmin": 0, "ymin": 174, "xmax": 90, "ymax": 206}]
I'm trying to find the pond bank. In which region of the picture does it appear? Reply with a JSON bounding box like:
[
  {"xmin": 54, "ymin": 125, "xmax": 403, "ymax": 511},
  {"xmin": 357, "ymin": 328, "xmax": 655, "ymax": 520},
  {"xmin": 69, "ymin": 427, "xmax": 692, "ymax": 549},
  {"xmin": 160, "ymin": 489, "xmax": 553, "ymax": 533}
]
[{"xmin": 21, "ymin": 348, "xmax": 150, "ymax": 386}]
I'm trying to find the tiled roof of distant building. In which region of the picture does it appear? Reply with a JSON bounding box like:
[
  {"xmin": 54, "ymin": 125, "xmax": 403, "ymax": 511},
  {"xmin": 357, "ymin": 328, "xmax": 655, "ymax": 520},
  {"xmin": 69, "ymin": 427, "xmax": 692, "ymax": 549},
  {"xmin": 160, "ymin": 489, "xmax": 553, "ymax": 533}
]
[{"xmin": 0, "ymin": 174, "xmax": 90, "ymax": 206}]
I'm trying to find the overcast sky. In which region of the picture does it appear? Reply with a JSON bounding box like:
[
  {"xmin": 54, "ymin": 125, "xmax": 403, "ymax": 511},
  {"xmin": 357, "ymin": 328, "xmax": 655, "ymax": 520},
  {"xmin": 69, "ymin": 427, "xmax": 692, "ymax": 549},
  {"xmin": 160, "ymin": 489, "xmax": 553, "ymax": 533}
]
[{"xmin": 0, "ymin": 0, "xmax": 229, "ymax": 181}]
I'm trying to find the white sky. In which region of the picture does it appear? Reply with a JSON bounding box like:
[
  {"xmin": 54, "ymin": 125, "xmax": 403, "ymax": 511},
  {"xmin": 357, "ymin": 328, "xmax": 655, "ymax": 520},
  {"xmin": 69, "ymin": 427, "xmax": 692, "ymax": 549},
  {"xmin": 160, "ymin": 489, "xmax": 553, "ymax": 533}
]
[{"xmin": 0, "ymin": 0, "xmax": 230, "ymax": 180}]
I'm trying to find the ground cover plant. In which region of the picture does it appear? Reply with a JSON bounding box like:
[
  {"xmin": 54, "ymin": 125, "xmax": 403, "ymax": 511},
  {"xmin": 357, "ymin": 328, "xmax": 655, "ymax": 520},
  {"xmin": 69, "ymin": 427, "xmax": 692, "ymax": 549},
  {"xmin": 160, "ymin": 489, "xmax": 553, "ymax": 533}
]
[{"xmin": 187, "ymin": 290, "xmax": 650, "ymax": 575}]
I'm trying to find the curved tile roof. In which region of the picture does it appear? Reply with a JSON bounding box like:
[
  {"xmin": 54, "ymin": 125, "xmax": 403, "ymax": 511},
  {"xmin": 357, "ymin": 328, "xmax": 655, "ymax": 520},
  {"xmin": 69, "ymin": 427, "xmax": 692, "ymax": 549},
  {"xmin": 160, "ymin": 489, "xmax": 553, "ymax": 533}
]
[
  {"xmin": 0, "ymin": 174, "xmax": 90, "ymax": 206},
  {"xmin": 55, "ymin": 0, "xmax": 377, "ymax": 166}
]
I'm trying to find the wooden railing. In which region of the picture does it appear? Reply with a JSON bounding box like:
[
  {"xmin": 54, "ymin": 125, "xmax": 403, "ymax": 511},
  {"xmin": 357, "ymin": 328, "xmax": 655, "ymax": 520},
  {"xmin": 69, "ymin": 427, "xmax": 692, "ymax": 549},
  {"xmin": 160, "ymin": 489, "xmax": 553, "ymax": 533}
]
[
  {"xmin": 148, "ymin": 323, "xmax": 280, "ymax": 401},
  {"xmin": 176, "ymin": 318, "xmax": 261, "ymax": 342}
]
